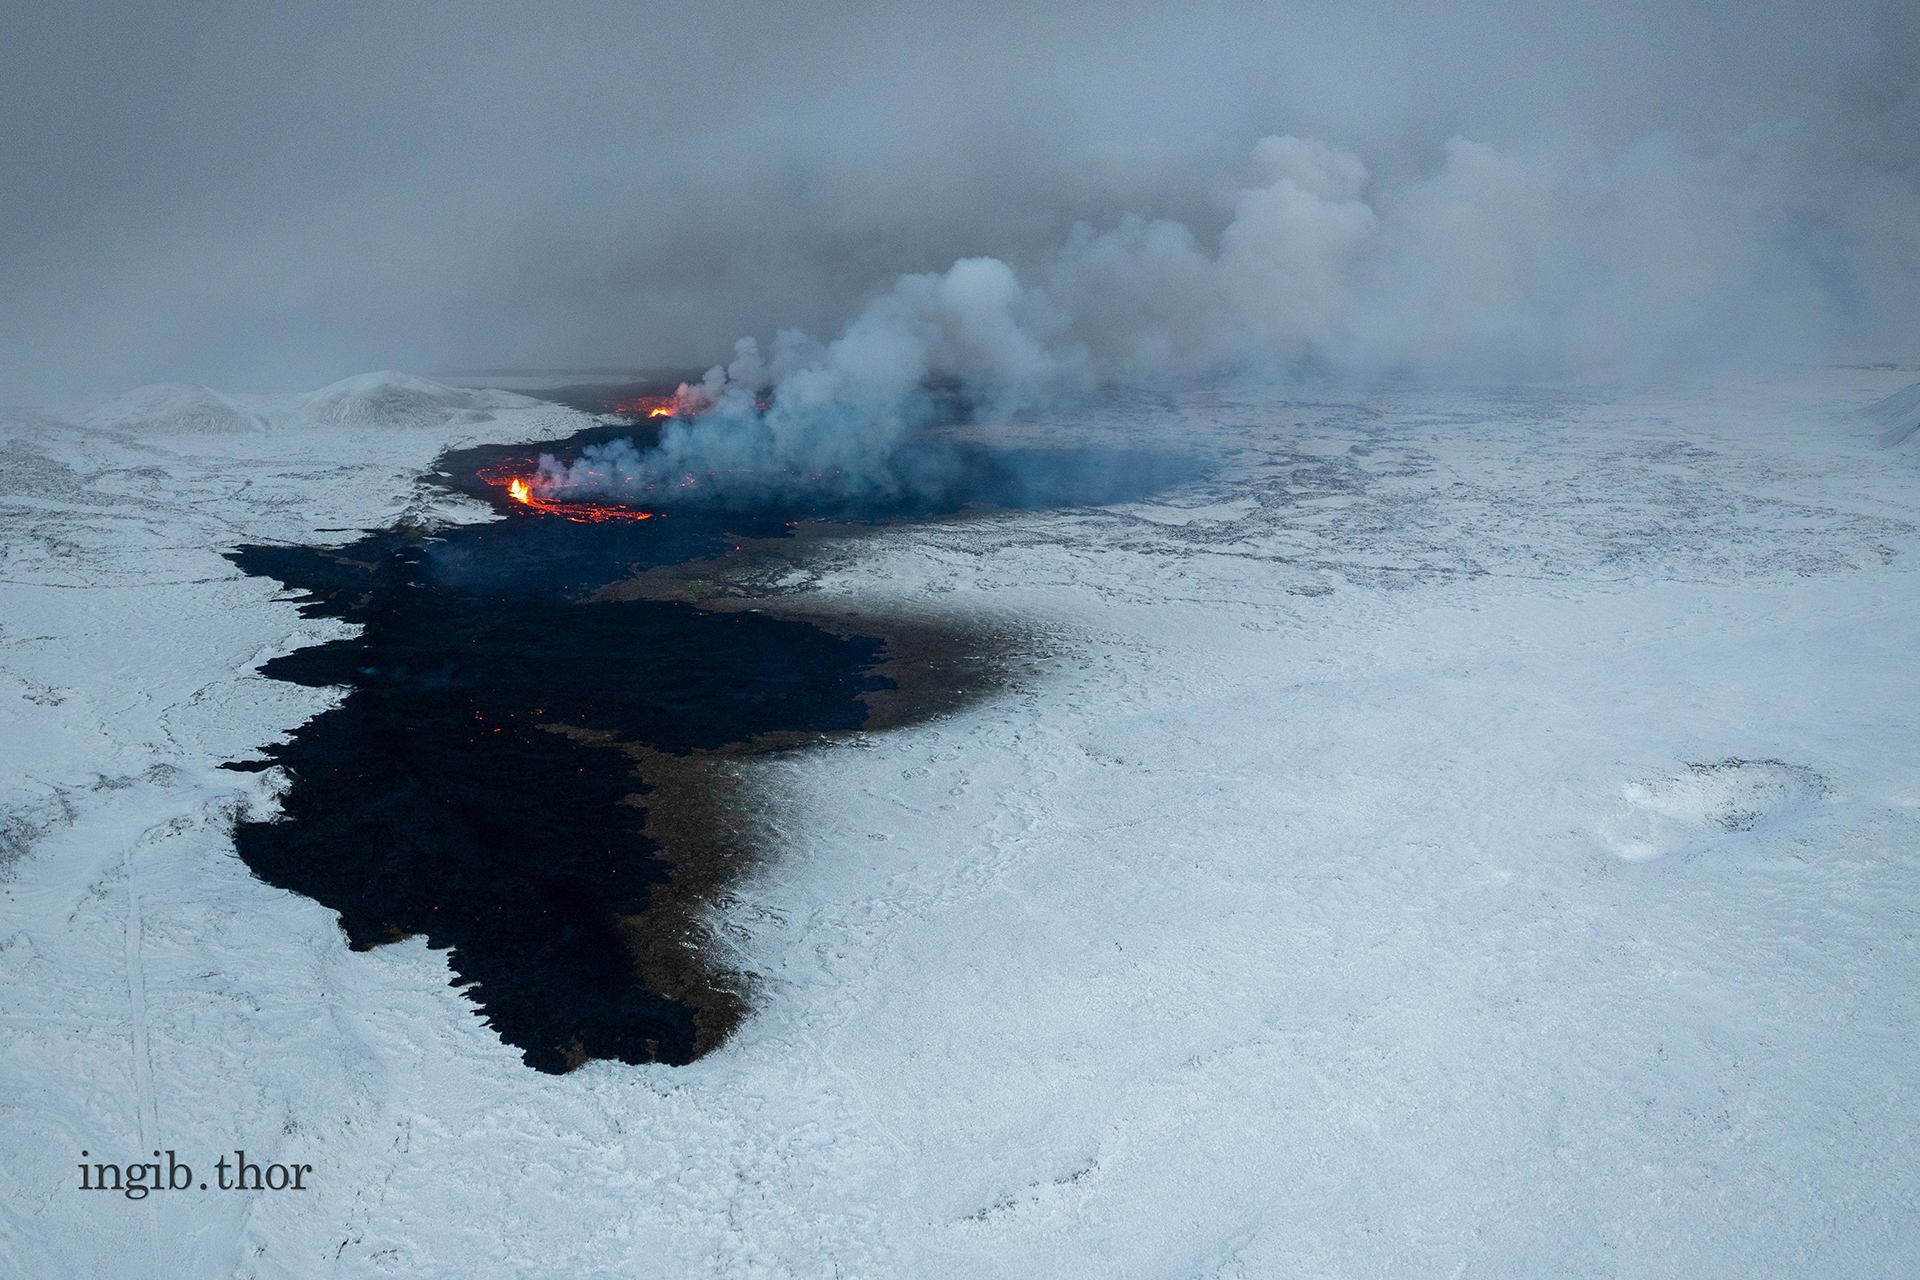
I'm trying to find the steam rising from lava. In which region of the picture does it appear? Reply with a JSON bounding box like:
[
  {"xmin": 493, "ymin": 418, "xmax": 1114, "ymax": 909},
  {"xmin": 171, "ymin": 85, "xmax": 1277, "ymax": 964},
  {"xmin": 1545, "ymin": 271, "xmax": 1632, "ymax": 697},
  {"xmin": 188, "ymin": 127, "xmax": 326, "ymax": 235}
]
[
  {"xmin": 536, "ymin": 256, "xmax": 1085, "ymax": 504},
  {"xmin": 481, "ymin": 461, "xmax": 656, "ymax": 521},
  {"xmin": 536, "ymin": 128, "xmax": 1920, "ymax": 506}
]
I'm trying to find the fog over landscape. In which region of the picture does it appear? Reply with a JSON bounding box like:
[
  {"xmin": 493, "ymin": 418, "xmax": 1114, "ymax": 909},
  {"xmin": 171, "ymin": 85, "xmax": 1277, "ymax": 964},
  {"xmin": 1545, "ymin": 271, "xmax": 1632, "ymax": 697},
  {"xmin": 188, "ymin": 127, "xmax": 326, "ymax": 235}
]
[
  {"xmin": 4, "ymin": 0, "xmax": 1916, "ymax": 407},
  {"xmin": 7, "ymin": 5, "xmax": 1920, "ymax": 1277}
]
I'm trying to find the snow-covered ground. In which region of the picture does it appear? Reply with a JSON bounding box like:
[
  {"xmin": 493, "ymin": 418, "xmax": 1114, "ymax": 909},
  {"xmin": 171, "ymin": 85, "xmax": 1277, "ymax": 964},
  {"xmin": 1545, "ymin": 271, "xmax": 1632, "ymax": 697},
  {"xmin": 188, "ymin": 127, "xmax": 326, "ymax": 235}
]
[{"xmin": 3, "ymin": 367, "xmax": 1918, "ymax": 1277}]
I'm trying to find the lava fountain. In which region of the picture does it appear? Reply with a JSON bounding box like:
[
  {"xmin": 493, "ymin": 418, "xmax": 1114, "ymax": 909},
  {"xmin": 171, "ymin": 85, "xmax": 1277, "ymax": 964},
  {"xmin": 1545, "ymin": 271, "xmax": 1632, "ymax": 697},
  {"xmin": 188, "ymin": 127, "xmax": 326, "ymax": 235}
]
[{"xmin": 479, "ymin": 462, "xmax": 657, "ymax": 523}]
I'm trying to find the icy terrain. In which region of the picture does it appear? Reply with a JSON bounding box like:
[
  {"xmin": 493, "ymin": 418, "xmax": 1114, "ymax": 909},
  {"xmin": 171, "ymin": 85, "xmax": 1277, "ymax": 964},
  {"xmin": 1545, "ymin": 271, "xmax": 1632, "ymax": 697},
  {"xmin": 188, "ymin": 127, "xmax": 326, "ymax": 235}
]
[{"xmin": 3, "ymin": 368, "xmax": 1918, "ymax": 1276}]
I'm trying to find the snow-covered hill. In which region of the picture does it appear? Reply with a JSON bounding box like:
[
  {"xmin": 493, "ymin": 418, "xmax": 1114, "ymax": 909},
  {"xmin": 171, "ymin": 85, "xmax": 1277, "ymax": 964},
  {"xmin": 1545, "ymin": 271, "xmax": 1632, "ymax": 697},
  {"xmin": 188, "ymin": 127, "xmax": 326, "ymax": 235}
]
[
  {"xmin": 1865, "ymin": 380, "xmax": 1920, "ymax": 447},
  {"xmin": 3, "ymin": 367, "xmax": 1918, "ymax": 1276},
  {"xmin": 80, "ymin": 371, "xmax": 538, "ymax": 439}
]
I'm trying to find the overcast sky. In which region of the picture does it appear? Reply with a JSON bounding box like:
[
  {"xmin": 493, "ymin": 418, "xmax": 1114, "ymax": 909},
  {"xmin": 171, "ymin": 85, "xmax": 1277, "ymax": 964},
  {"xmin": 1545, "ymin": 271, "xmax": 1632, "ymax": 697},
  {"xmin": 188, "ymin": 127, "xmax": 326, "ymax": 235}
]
[{"xmin": 2, "ymin": 0, "xmax": 1914, "ymax": 404}]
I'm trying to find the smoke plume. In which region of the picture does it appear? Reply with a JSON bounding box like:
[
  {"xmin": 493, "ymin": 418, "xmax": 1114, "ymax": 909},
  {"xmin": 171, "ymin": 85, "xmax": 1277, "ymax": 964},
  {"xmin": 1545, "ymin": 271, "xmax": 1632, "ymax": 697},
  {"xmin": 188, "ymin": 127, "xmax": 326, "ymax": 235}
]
[{"xmin": 536, "ymin": 121, "xmax": 1920, "ymax": 503}]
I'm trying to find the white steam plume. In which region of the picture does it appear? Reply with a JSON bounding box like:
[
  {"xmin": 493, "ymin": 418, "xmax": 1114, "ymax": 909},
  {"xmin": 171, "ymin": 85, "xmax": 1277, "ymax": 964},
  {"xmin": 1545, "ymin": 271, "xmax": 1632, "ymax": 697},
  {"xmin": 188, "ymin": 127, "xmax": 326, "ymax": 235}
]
[
  {"xmin": 536, "ymin": 257, "xmax": 1088, "ymax": 503},
  {"xmin": 537, "ymin": 127, "xmax": 1919, "ymax": 505}
]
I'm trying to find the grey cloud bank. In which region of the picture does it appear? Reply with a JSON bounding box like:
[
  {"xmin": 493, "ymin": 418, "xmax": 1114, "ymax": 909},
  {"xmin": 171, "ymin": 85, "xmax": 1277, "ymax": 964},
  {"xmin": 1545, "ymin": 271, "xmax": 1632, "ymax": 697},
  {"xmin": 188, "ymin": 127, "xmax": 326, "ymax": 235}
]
[{"xmin": 2, "ymin": 0, "xmax": 1915, "ymax": 408}]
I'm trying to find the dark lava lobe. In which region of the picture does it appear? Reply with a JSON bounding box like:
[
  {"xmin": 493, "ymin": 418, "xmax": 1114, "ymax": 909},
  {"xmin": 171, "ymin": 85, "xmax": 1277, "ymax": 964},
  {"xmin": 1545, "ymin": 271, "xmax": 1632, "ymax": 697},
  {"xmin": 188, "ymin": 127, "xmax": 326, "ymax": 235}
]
[
  {"xmin": 224, "ymin": 406, "xmax": 1192, "ymax": 1073},
  {"xmin": 227, "ymin": 511, "xmax": 889, "ymax": 1073}
]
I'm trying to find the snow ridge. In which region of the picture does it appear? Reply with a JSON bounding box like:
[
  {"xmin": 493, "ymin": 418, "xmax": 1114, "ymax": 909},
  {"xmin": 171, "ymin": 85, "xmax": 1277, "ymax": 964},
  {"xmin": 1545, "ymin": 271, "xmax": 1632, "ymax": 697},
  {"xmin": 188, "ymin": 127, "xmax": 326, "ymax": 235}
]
[
  {"xmin": 1864, "ymin": 380, "xmax": 1920, "ymax": 447},
  {"xmin": 82, "ymin": 371, "xmax": 537, "ymax": 437}
]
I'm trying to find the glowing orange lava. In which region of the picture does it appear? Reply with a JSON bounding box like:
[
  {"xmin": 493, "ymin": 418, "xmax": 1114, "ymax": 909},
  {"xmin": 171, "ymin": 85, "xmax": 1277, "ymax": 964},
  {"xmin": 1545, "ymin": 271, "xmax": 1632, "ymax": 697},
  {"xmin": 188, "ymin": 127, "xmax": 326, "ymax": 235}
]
[
  {"xmin": 477, "ymin": 462, "xmax": 656, "ymax": 523},
  {"xmin": 611, "ymin": 394, "xmax": 680, "ymax": 419}
]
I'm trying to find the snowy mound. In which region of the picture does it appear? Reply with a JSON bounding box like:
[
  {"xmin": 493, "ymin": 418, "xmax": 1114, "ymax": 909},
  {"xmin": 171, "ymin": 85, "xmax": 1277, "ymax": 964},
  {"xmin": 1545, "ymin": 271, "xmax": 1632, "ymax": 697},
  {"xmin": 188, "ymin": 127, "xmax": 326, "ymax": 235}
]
[
  {"xmin": 82, "ymin": 373, "xmax": 539, "ymax": 437},
  {"xmin": 1864, "ymin": 381, "xmax": 1920, "ymax": 447},
  {"xmin": 83, "ymin": 383, "xmax": 261, "ymax": 435},
  {"xmin": 296, "ymin": 371, "xmax": 535, "ymax": 429},
  {"xmin": 1604, "ymin": 759, "xmax": 1829, "ymax": 859}
]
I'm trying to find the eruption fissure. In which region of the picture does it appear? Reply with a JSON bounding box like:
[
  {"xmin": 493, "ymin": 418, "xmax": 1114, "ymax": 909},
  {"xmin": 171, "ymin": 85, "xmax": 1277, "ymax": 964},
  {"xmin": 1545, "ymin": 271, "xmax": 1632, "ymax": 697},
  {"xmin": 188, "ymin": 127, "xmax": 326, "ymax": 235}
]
[
  {"xmin": 609, "ymin": 393, "xmax": 679, "ymax": 418},
  {"xmin": 479, "ymin": 460, "xmax": 658, "ymax": 523}
]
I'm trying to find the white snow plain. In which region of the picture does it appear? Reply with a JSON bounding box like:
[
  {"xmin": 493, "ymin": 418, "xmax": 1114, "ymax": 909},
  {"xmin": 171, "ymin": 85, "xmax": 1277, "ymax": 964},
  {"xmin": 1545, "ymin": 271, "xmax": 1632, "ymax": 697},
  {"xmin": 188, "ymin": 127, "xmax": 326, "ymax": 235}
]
[{"xmin": 2, "ymin": 367, "xmax": 1918, "ymax": 1277}]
